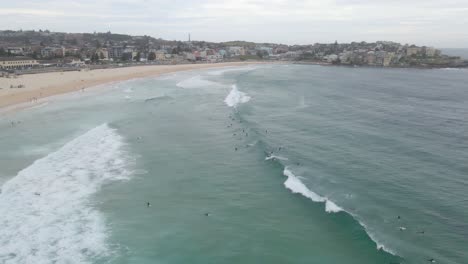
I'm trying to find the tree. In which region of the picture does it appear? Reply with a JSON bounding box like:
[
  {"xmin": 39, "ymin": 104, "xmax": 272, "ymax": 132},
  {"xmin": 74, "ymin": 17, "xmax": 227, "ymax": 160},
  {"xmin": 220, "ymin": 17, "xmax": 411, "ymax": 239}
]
[
  {"xmin": 91, "ymin": 53, "xmax": 99, "ymax": 62},
  {"xmin": 256, "ymin": 50, "xmax": 264, "ymax": 59},
  {"xmin": 148, "ymin": 52, "xmax": 156, "ymax": 61},
  {"xmin": 121, "ymin": 52, "xmax": 132, "ymax": 61},
  {"xmin": 0, "ymin": 48, "xmax": 5, "ymax": 56},
  {"xmin": 135, "ymin": 52, "xmax": 141, "ymax": 62},
  {"xmin": 99, "ymin": 52, "xmax": 105, "ymax": 60}
]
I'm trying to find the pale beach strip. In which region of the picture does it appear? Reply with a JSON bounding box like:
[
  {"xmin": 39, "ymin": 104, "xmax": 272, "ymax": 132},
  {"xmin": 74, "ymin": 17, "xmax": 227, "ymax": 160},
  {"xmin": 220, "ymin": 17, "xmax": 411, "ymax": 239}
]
[{"xmin": 0, "ymin": 62, "xmax": 260, "ymax": 113}]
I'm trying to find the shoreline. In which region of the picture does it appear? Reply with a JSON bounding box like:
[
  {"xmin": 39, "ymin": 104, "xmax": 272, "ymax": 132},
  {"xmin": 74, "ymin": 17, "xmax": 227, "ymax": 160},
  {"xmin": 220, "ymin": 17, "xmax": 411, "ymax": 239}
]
[{"xmin": 0, "ymin": 62, "xmax": 263, "ymax": 113}]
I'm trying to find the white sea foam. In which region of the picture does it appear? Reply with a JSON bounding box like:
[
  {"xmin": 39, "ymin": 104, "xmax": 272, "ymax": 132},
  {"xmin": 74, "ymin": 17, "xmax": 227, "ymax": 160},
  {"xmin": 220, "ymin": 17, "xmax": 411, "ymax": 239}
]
[
  {"xmin": 283, "ymin": 168, "xmax": 327, "ymax": 203},
  {"xmin": 207, "ymin": 66, "xmax": 255, "ymax": 76},
  {"xmin": 283, "ymin": 168, "xmax": 343, "ymax": 214},
  {"xmin": 176, "ymin": 75, "xmax": 218, "ymax": 88},
  {"xmin": 0, "ymin": 124, "xmax": 131, "ymax": 264},
  {"xmin": 265, "ymin": 155, "xmax": 289, "ymax": 161},
  {"xmin": 224, "ymin": 85, "xmax": 251, "ymax": 108}
]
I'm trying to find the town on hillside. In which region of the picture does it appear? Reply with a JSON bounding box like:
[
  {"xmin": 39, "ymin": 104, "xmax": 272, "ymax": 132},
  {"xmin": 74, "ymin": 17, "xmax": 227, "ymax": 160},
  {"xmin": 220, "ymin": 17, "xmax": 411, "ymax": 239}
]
[{"xmin": 0, "ymin": 29, "xmax": 466, "ymax": 74}]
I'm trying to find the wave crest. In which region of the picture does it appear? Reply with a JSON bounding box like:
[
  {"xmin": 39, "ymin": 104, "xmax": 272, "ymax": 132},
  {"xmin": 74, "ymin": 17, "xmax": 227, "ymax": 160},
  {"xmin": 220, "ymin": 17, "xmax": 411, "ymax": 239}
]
[
  {"xmin": 224, "ymin": 85, "xmax": 251, "ymax": 108},
  {"xmin": 0, "ymin": 123, "xmax": 131, "ymax": 263}
]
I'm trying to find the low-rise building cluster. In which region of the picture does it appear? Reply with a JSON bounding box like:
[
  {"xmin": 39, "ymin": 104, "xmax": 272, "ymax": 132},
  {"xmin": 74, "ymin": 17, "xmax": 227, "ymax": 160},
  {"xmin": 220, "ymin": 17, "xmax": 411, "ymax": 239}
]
[{"xmin": 0, "ymin": 30, "xmax": 466, "ymax": 71}]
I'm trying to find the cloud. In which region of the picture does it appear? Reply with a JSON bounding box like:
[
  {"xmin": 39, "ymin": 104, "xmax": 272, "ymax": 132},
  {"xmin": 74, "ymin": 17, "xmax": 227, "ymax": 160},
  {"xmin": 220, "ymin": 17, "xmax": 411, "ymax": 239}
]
[{"xmin": 1, "ymin": 0, "xmax": 467, "ymax": 47}]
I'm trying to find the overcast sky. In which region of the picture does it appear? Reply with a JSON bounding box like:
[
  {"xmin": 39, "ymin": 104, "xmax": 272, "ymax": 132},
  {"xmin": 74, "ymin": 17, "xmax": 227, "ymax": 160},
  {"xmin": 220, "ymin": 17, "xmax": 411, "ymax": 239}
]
[{"xmin": 1, "ymin": 0, "xmax": 468, "ymax": 47}]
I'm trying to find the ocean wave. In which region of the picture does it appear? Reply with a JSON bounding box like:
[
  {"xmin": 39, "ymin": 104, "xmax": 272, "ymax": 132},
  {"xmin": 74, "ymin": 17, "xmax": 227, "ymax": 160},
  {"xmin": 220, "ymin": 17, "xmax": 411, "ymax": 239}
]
[
  {"xmin": 265, "ymin": 155, "xmax": 289, "ymax": 161},
  {"xmin": 224, "ymin": 85, "xmax": 251, "ymax": 108},
  {"xmin": 283, "ymin": 168, "xmax": 342, "ymax": 213},
  {"xmin": 207, "ymin": 66, "xmax": 255, "ymax": 76},
  {"xmin": 0, "ymin": 124, "xmax": 131, "ymax": 263},
  {"xmin": 176, "ymin": 75, "xmax": 219, "ymax": 89},
  {"xmin": 282, "ymin": 167, "xmax": 396, "ymax": 254}
]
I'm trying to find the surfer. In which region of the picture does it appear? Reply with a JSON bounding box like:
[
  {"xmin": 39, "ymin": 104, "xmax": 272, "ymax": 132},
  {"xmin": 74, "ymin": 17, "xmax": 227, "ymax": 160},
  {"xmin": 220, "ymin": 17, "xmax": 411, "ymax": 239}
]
[
  {"xmin": 397, "ymin": 215, "xmax": 401, "ymax": 220},
  {"xmin": 204, "ymin": 212, "xmax": 211, "ymax": 216},
  {"xmin": 417, "ymin": 230, "xmax": 425, "ymax": 234},
  {"xmin": 427, "ymin": 258, "xmax": 436, "ymax": 263},
  {"xmin": 146, "ymin": 202, "xmax": 151, "ymax": 207},
  {"xmin": 399, "ymin": 226, "xmax": 406, "ymax": 231}
]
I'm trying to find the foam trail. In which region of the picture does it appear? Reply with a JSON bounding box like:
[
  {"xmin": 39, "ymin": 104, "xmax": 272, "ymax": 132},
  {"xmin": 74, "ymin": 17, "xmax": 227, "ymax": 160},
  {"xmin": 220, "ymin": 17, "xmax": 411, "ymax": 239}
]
[
  {"xmin": 224, "ymin": 85, "xmax": 251, "ymax": 108},
  {"xmin": 0, "ymin": 124, "xmax": 131, "ymax": 264},
  {"xmin": 265, "ymin": 155, "xmax": 289, "ymax": 161},
  {"xmin": 176, "ymin": 75, "xmax": 218, "ymax": 89}
]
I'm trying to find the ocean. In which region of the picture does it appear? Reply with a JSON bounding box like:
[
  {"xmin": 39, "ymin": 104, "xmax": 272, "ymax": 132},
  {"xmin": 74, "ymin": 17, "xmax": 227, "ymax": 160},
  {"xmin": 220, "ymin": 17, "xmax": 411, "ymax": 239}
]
[
  {"xmin": 0, "ymin": 64, "xmax": 467, "ymax": 264},
  {"xmin": 441, "ymin": 48, "xmax": 468, "ymax": 59}
]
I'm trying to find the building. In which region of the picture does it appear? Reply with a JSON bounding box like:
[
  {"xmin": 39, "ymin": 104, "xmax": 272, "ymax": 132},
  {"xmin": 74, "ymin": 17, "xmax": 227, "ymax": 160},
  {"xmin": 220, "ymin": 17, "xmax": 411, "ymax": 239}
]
[
  {"xmin": 108, "ymin": 46, "xmax": 124, "ymax": 59},
  {"xmin": 424, "ymin": 47, "xmax": 438, "ymax": 57},
  {"xmin": 406, "ymin": 47, "xmax": 422, "ymax": 56},
  {"xmin": 40, "ymin": 46, "xmax": 65, "ymax": 58},
  {"xmin": 383, "ymin": 52, "xmax": 395, "ymax": 67},
  {"xmin": 95, "ymin": 48, "xmax": 109, "ymax": 60},
  {"xmin": 155, "ymin": 50, "xmax": 166, "ymax": 61},
  {"xmin": 6, "ymin": 47, "xmax": 24, "ymax": 55},
  {"xmin": 228, "ymin": 46, "xmax": 245, "ymax": 57},
  {"xmin": 0, "ymin": 57, "xmax": 39, "ymax": 69}
]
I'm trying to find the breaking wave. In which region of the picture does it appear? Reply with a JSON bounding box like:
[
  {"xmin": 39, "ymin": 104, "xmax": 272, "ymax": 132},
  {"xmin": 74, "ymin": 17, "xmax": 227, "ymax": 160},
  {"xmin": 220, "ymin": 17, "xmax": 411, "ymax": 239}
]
[
  {"xmin": 0, "ymin": 123, "xmax": 131, "ymax": 263},
  {"xmin": 282, "ymin": 167, "xmax": 395, "ymax": 254},
  {"xmin": 207, "ymin": 66, "xmax": 256, "ymax": 76},
  {"xmin": 224, "ymin": 85, "xmax": 251, "ymax": 108},
  {"xmin": 176, "ymin": 75, "xmax": 218, "ymax": 89},
  {"xmin": 283, "ymin": 168, "xmax": 343, "ymax": 213}
]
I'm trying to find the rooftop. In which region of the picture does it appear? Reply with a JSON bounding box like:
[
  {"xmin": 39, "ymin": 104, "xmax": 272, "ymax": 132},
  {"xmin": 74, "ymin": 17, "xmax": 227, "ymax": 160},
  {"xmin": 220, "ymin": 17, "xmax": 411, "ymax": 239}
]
[{"xmin": 0, "ymin": 56, "xmax": 36, "ymax": 61}]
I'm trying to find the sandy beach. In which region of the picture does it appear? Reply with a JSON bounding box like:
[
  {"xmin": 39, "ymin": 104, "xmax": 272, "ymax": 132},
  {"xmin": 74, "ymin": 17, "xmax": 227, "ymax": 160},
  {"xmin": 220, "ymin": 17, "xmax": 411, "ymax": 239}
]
[{"xmin": 0, "ymin": 62, "xmax": 258, "ymax": 112}]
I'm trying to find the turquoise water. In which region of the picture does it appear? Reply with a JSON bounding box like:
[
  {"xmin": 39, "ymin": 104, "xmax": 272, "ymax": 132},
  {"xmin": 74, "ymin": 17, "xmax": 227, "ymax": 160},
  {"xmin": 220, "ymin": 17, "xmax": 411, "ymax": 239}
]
[{"xmin": 0, "ymin": 65, "xmax": 467, "ymax": 264}]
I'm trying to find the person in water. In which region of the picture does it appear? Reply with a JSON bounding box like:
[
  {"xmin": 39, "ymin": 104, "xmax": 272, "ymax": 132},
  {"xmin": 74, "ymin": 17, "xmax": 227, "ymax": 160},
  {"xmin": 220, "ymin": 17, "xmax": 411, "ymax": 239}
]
[{"xmin": 146, "ymin": 202, "xmax": 151, "ymax": 207}]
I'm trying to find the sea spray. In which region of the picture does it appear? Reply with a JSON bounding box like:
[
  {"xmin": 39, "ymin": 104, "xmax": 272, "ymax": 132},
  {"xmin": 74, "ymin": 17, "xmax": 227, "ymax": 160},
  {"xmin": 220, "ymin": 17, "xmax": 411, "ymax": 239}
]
[
  {"xmin": 224, "ymin": 85, "xmax": 251, "ymax": 107},
  {"xmin": 0, "ymin": 124, "xmax": 131, "ymax": 264}
]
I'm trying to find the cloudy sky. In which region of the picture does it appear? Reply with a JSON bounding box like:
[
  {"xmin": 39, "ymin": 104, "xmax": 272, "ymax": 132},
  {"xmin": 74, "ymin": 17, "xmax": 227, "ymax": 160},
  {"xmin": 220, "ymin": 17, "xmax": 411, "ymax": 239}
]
[{"xmin": 1, "ymin": 0, "xmax": 468, "ymax": 47}]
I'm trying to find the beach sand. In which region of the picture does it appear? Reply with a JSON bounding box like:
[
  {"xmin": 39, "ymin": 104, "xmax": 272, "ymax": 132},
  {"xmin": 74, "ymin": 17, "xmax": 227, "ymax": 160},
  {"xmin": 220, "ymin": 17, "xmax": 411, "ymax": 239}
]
[{"xmin": 0, "ymin": 62, "xmax": 257, "ymax": 112}]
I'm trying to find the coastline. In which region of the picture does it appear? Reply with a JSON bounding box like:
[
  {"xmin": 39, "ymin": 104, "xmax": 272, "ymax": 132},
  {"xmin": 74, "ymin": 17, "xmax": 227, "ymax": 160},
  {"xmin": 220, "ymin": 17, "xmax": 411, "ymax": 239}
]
[{"xmin": 0, "ymin": 62, "xmax": 262, "ymax": 113}]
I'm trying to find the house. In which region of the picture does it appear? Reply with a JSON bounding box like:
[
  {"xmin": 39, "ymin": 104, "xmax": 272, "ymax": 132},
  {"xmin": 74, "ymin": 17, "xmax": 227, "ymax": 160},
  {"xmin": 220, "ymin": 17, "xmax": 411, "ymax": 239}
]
[
  {"xmin": 155, "ymin": 50, "xmax": 166, "ymax": 61},
  {"xmin": 95, "ymin": 48, "xmax": 109, "ymax": 60},
  {"xmin": 40, "ymin": 46, "xmax": 65, "ymax": 58},
  {"xmin": 424, "ymin": 47, "xmax": 438, "ymax": 57},
  {"xmin": 406, "ymin": 47, "xmax": 422, "ymax": 56},
  {"xmin": 67, "ymin": 59, "xmax": 85, "ymax": 67},
  {"xmin": 0, "ymin": 57, "xmax": 39, "ymax": 69},
  {"xmin": 228, "ymin": 46, "xmax": 245, "ymax": 57},
  {"xmin": 7, "ymin": 47, "xmax": 24, "ymax": 55}
]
